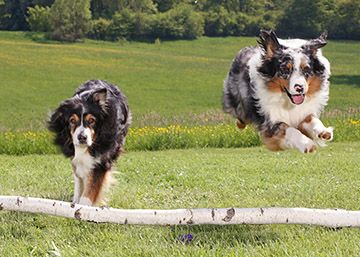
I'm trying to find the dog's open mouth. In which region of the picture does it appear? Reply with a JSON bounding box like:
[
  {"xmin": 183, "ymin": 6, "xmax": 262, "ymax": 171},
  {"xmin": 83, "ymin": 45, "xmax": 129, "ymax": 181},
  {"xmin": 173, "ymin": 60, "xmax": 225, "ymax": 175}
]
[{"xmin": 285, "ymin": 88, "xmax": 305, "ymax": 105}]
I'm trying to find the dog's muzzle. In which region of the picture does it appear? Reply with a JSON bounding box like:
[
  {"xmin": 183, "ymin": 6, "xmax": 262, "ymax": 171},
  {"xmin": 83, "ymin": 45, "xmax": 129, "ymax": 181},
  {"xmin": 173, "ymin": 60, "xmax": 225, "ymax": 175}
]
[
  {"xmin": 77, "ymin": 134, "xmax": 88, "ymax": 145},
  {"xmin": 285, "ymin": 87, "xmax": 305, "ymax": 105}
]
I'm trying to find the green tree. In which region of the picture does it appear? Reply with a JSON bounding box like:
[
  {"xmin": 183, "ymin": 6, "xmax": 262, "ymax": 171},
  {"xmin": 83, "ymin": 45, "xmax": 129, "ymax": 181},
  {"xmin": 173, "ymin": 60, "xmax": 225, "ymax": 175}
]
[
  {"xmin": 33, "ymin": 0, "xmax": 55, "ymax": 6},
  {"xmin": 27, "ymin": 5, "xmax": 50, "ymax": 32},
  {"xmin": 330, "ymin": 0, "xmax": 360, "ymax": 39},
  {"xmin": 49, "ymin": 0, "xmax": 91, "ymax": 41},
  {"xmin": 152, "ymin": 4, "xmax": 203, "ymax": 39},
  {"xmin": 87, "ymin": 18, "xmax": 111, "ymax": 40},
  {"xmin": 91, "ymin": 0, "xmax": 156, "ymax": 19},
  {"xmin": 0, "ymin": 0, "xmax": 31, "ymax": 30},
  {"xmin": 277, "ymin": 0, "xmax": 323, "ymax": 38},
  {"xmin": 153, "ymin": 0, "xmax": 194, "ymax": 12},
  {"xmin": 107, "ymin": 8, "xmax": 136, "ymax": 40}
]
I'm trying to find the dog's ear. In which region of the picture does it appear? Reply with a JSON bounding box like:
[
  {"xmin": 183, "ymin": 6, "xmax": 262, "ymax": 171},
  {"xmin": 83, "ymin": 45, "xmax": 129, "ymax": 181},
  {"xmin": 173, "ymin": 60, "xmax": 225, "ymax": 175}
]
[
  {"xmin": 92, "ymin": 88, "xmax": 107, "ymax": 109},
  {"xmin": 48, "ymin": 103, "xmax": 67, "ymax": 133},
  {"xmin": 303, "ymin": 31, "xmax": 327, "ymax": 56},
  {"xmin": 258, "ymin": 30, "xmax": 282, "ymax": 58},
  {"xmin": 48, "ymin": 101, "xmax": 75, "ymax": 157}
]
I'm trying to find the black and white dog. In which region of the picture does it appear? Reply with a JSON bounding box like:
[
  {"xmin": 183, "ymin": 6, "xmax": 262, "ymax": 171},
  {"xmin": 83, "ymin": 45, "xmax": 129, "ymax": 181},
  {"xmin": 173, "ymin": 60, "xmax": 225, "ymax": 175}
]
[
  {"xmin": 223, "ymin": 30, "xmax": 333, "ymax": 153},
  {"xmin": 49, "ymin": 80, "xmax": 131, "ymax": 205}
]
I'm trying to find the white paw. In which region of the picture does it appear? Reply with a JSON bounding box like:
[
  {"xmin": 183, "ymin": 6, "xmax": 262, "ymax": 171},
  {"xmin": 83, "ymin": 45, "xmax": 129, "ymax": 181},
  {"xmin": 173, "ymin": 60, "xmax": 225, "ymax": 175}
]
[
  {"xmin": 78, "ymin": 197, "xmax": 93, "ymax": 206},
  {"xmin": 300, "ymin": 137, "xmax": 317, "ymax": 153},
  {"xmin": 314, "ymin": 126, "xmax": 333, "ymax": 147},
  {"xmin": 286, "ymin": 127, "xmax": 317, "ymax": 153},
  {"xmin": 316, "ymin": 126, "xmax": 334, "ymax": 141}
]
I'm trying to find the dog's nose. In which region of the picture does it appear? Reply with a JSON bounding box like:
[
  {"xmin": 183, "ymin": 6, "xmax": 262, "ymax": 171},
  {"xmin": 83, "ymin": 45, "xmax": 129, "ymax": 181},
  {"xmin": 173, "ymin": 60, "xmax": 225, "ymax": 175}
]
[
  {"xmin": 294, "ymin": 84, "xmax": 304, "ymax": 94},
  {"xmin": 77, "ymin": 134, "xmax": 87, "ymax": 144}
]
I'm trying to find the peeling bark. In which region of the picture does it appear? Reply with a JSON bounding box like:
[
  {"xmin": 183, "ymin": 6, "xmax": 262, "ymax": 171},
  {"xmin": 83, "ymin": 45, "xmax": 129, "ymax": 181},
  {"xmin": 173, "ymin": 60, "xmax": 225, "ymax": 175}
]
[{"xmin": 1, "ymin": 196, "xmax": 360, "ymax": 228}]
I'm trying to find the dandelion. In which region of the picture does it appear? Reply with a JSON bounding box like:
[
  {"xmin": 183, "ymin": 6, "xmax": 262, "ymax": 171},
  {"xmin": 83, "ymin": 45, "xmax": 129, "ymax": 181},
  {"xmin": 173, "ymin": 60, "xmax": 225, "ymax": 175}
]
[{"xmin": 350, "ymin": 119, "xmax": 360, "ymax": 125}]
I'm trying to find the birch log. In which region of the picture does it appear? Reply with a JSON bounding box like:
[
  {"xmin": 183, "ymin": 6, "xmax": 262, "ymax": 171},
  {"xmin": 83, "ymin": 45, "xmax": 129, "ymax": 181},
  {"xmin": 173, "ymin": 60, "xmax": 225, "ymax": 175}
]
[{"xmin": 1, "ymin": 195, "xmax": 360, "ymax": 228}]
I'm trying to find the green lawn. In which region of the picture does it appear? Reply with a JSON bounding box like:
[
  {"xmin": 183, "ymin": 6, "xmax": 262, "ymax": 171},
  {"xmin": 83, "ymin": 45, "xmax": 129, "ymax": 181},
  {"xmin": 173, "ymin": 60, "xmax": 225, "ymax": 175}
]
[
  {"xmin": 1, "ymin": 142, "xmax": 360, "ymax": 256},
  {"xmin": 0, "ymin": 31, "xmax": 359, "ymax": 130},
  {"xmin": 1, "ymin": 31, "xmax": 360, "ymax": 256}
]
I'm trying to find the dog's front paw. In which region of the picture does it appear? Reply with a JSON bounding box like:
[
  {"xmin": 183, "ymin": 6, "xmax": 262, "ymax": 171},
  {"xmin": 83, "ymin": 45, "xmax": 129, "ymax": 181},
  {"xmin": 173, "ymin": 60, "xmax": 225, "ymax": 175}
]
[
  {"xmin": 295, "ymin": 135, "xmax": 316, "ymax": 153},
  {"xmin": 303, "ymin": 140, "xmax": 317, "ymax": 153},
  {"xmin": 317, "ymin": 127, "xmax": 334, "ymax": 141}
]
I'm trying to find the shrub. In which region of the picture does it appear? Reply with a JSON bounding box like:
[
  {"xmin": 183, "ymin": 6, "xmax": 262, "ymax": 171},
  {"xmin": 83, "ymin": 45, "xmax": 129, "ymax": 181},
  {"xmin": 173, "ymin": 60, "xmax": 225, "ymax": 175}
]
[
  {"xmin": 277, "ymin": 0, "xmax": 323, "ymax": 38},
  {"xmin": 87, "ymin": 18, "xmax": 111, "ymax": 40},
  {"xmin": 329, "ymin": 0, "xmax": 360, "ymax": 40},
  {"xmin": 1, "ymin": 117, "xmax": 359, "ymax": 154},
  {"xmin": 204, "ymin": 7, "xmax": 235, "ymax": 37},
  {"xmin": 106, "ymin": 6, "xmax": 204, "ymax": 41},
  {"xmin": 151, "ymin": 4, "xmax": 204, "ymax": 39},
  {"xmin": 107, "ymin": 9, "xmax": 136, "ymax": 40},
  {"xmin": 132, "ymin": 11, "xmax": 153, "ymax": 39},
  {"xmin": 49, "ymin": 0, "xmax": 91, "ymax": 42},
  {"xmin": 204, "ymin": 8, "xmax": 276, "ymax": 37},
  {"xmin": 26, "ymin": 5, "xmax": 51, "ymax": 32}
]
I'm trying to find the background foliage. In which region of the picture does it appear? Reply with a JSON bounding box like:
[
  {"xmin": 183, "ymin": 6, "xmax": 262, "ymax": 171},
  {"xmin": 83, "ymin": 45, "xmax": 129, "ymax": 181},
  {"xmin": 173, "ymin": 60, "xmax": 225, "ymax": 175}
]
[
  {"xmin": 0, "ymin": 0, "xmax": 359, "ymax": 41},
  {"xmin": 0, "ymin": 31, "xmax": 359, "ymax": 154},
  {"xmin": 48, "ymin": 0, "xmax": 91, "ymax": 41}
]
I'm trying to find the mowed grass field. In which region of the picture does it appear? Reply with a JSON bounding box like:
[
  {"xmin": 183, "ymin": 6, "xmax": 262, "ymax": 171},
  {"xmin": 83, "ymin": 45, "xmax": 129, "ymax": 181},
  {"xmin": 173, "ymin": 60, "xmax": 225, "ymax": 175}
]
[
  {"xmin": 1, "ymin": 142, "xmax": 360, "ymax": 256},
  {"xmin": 0, "ymin": 31, "xmax": 359, "ymax": 130},
  {"xmin": 1, "ymin": 31, "xmax": 360, "ymax": 256}
]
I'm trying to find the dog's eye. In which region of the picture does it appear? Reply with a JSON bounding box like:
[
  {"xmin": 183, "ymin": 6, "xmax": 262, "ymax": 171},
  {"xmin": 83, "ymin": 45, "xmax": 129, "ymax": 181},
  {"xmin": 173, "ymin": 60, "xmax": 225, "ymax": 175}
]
[
  {"xmin": 87, "ymin": 118, "xmax": 96, "ymax": 125},
  {"xmin": 302, "ymin": 66, "xmax": 311, "ymax": 72},
  {"xmin": 302, "ymin": 65, "xmax": 313, "ymax": 77},
  {"xmin": 279, "ymin": 63, "xmax": 292, "ymax": 78},
  {"xmin": 69, "ymin": 117, "xmax": 77, "ymax": 125}
]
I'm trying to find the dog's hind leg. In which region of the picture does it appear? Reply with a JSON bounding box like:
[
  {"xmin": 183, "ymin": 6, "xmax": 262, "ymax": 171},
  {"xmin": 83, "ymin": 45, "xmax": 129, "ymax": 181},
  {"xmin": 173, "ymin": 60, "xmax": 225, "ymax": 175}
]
[
  {"xmin": 261, "ymin": 122, "xmax": 317, "ymax": 153},
  {"xmin": 236, "ymin": 118, "xmax": 247, "ymax": 129},
  {"xmin": 298, "ymin": 115, "xmax": 333, "ymax": 146}
]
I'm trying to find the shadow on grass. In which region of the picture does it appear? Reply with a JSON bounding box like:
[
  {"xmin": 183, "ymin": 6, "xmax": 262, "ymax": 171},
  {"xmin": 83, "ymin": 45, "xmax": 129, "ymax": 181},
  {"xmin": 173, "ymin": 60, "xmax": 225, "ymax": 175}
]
[
  {"xmin": 330, "ymin": 75, "xmax": 360, "ymax": 87},
  {"xmin": 23, "ymin": 32, "xmax": 82, "ymax": 45},
  {"xmin": 171, "ymin": 224, "xmax": 279, "ymax": 247}
]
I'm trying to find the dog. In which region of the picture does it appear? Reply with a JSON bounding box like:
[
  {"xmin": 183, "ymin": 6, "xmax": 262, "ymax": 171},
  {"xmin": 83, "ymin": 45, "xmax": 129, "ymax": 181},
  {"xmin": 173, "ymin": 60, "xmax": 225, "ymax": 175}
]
[
  {"xmin": 223, "ymin": 30, "xmax": 333, "ymax": 153},
  {"xmin": 48, "ymin": 80, "xmax": 131, "ymax": 205}
]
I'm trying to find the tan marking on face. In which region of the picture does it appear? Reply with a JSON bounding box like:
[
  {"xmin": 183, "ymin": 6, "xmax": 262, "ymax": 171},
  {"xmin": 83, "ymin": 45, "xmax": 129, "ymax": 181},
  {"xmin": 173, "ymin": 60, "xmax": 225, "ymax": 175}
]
[
  {"xmin": 298, "ymin": 115, "xmax": 314, "ymax": 139},
  {"xmin": 266, "ymin": 46, "xmax": 274, "ymax": 58},
  {"xmin": 300, "ymin": 62, "xmax": 308, "ymax": 70},
  {"xmin": 69, "ymin": 114, "xmax": 80, "ymax": 134},
  {"xmin": 306, "ymin": 76, "xmax": 322, "ymax": 96},
  {"xmin": 84, "ymin": 114, "xmax": 96, "ymax": 141},
  {"xmin": 261, "ymin": 123, "xmax": 289, "ymax": 151},
  {"xmin": 286, "ymin": 62, "xmax": 293, "ymax": 70},
  {"xmin": 267, "ymin": 78, "xmax": 289, "ymax": 93},
  {"xmin": 84, "ymin": 114, "xmax": 96, "ymax": 126}
]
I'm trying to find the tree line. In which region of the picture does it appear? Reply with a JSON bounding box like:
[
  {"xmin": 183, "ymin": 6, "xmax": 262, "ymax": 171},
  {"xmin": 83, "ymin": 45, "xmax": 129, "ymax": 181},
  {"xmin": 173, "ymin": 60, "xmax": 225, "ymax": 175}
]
[{"xmin": 0, "ymin": 0, "xmax": 359, "ymax": 42}]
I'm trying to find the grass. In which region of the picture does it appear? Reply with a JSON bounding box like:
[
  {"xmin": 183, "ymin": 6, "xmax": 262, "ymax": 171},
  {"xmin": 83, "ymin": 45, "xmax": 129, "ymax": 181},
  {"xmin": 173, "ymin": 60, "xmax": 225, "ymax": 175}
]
[
  {"xmin": 1, "ymin": 142, "xmax": 360, "ymax": 256},
  {"xmin": 1, "ymin": 31, "xmax": 360, "ymax": 255},
  {"xmin": 0, "ymin": 117, "xmax": 360, "ymax": 154},
  {"xmin": 0, "ymin": 31, "xmax": 359, "ymax": 130}
]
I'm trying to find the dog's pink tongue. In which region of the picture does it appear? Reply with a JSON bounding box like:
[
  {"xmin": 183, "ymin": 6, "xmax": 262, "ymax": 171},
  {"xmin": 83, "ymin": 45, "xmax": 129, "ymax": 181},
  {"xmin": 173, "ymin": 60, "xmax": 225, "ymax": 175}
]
[{"xmin": 292, "ymin": 94, "xmax": 305, "ymax": 105}]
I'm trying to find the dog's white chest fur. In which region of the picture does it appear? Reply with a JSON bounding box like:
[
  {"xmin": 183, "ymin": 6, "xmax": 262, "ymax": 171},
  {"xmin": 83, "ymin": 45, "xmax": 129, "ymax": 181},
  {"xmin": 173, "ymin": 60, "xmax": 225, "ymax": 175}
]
[
  {"xmin": 71, "ymin": 146, "xmax": 96, "ymax": 179},
  {"xmin": 256, "ymin": 88, "xmax": 328, "ymax": 127}
]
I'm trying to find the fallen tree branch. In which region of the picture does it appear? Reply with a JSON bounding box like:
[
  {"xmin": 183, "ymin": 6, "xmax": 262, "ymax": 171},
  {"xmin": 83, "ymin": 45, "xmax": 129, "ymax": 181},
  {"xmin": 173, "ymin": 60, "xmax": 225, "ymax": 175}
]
[{"xmin": 1, "ymin": 196, "xmax": 360, "ymax": 228}]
